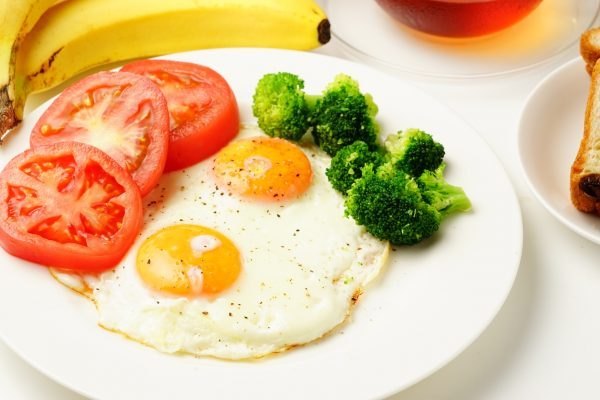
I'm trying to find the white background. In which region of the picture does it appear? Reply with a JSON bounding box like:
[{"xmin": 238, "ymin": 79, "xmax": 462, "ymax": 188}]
[{"xmin": 2, "ymin": 5, "xmax": 600, "ymax": 400}]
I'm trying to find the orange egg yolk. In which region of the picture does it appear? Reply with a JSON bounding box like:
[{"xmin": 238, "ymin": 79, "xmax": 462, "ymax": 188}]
[
  {"xmin": 136, "ymin": 225, "xmax": 241, "ymax": 296},
  {"xmin": 213, "ymin": 136, "xmax": 312, "ymax": 201}
]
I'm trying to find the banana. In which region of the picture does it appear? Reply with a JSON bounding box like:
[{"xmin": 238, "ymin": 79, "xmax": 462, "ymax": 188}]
[
  {"xmin": 0, "ymin": 0, "xmax": 62, "ymax": 134},
  {"xmin": 0, "ymin": 0, "xmax": 330, "ymax": 136}
]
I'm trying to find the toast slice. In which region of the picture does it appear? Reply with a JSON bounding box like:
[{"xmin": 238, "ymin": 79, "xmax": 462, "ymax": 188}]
[
  {"xmin": 581, "ymin": 28, "xmax": 600, "ymax": 75},
  {"xmin": 571, "ymin": 61, "xmax": 600, "ymax": 213}
]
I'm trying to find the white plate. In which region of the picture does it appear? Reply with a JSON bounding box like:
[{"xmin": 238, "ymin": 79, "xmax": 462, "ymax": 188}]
[
  {"xmin": 326, "ymin": 0, "xmax": 600, "ymax": 78},
  {"xmin": 519, "ymin": 57, "xmax": 600, "ymax": 243},
  {"xmin": 0, "ymin": 48, "xmax": 521, "ymax": 400}
]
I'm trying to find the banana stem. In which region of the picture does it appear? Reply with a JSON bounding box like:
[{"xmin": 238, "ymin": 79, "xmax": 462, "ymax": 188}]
[
  {"xmin": 318, "ymin": 19, "xmax": 331, "ymax": 45},
  {"xmin": 0, "ymin": 86, "xmax": 18, "ymax": 137}
]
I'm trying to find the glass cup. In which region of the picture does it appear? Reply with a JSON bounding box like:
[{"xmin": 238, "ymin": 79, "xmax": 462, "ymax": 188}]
[{"xmin": 374, "ymin": 0, "xmax": 544, "ymax": 38}]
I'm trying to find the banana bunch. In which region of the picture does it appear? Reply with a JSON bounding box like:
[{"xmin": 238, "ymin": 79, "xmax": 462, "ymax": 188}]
[{"xmin": 0, "ymin": 0, "xmax": 330, "ymax": 135}]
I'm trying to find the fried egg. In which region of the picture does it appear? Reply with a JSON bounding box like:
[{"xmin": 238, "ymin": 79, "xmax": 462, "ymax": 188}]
[{"xmin": 53, "ymin": 125, "xmax": 389, "ymax": 359}]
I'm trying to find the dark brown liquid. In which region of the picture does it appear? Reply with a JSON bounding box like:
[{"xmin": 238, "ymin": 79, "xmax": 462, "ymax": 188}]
[{"xmin": 376, "ymin": 0, "xmax": 544, "ymax": 38}]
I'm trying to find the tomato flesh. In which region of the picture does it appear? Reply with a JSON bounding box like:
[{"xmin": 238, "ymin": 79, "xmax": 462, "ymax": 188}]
[
  {"xmin": 121, "ymin": 60, "xmax": 240, "ymax": 171},
  {"xmin": 30, "ymin": 71, "xmax": 169, "ymax": 196},
  {"xmin": 0, "ymin": 142, "xmax": 143, "ymax": 272}
]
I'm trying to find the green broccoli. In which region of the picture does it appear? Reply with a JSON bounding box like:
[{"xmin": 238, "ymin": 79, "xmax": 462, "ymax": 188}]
[
  {"xmin": 252, "ymin": 72, "xmax": 380, "ymax": 152},
  {"xmin": 384, "ymin": 128, "xmax": 445, "ymax": 177},
  {"xmin": 311, "ymin": 74, "xmax": 379, "ymax": 156},
  {"xmin": 252, "ymin": 72, "xmax": 311, "ymax": 141},
  {"xmin": 418, "ymin": 163, "xmax": 471, "ymax": 216},
  {"xmin": 326, "ymin": 141, "xmax": 384, "ymax": 195},
  {"xmin": 345, "ymin": 163, "xmax": 470, "ymax": 246}
]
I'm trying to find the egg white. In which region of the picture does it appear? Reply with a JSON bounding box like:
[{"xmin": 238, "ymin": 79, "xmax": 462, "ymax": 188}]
[{"xmin": 53, "ymin": 125, "xmax": 389, "ymax": 359}]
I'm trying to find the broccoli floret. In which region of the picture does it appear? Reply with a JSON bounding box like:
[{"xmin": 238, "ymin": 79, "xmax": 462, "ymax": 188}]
[
  {"xmin": 418, "ymin": 164, "xmax": 471, "ymax": 217},
  {"xmin": 345, "ymin": 163, "xmax": 470, "ymax": 245},
  {"xmin": 345, "ymin": 165, "xmax": 440, "ymax": 245},
  {"xmin": 252, "ymin": 72, "xmax": 380, "ymax": 152},
  {"xmin": 252, "ymin": 72, "xmax": 311, "ymax": 141},
  {"xmin": 326, "ymin": 141, "xmax": 384, "ymax": 195},
  {"xmin": 384, "ymin": 128, "xmax": 445, "ymax": 177},
  {"xmin": 311, "ymin": 74, "xmax": 379, "ymax": 156}
]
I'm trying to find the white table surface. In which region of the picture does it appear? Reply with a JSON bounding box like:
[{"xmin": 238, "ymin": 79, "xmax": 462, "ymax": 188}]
[{"xmin": 3, "ymin": 11, "xmax": 600, "ymax": 400}]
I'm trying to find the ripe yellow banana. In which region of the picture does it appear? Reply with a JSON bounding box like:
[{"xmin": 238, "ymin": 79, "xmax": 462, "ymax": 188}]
[
  {"xmin": 0, "ymin": 0, "xmax": 62, "ymax": 134},
  {"xmin": 1, "ymin": 0, "xmax": 330, "ymax": 135}
]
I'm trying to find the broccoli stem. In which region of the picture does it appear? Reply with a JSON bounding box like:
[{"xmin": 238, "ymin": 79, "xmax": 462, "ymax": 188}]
[
  {"xmin": 430, "ymin": 182, "xmax": 471, "ymax": 217},
  {"xmin": 418, "ymin": 165, "xmax": 471, "ymax": 218},
  {"xmin": 304, "ymin": 94, "xmax": 321, "ymax": 111}
]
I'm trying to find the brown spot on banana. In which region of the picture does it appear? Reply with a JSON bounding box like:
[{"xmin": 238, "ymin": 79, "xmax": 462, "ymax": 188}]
[{"xmin": 29, "ymin": 47, "xmax": 64, "ymax": 79}]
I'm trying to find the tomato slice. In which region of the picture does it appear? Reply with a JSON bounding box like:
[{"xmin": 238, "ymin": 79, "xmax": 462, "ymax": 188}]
[
  {"xmin": 121, "ymin": 60, "xmax": 240, "ymax": 171},
  {"xmin": 30, "ymin": 71, "xmax": 169, "ymax": 196},
  {"xmin": 0, "ymin": 142, "xmax": 143, "ymax": 272}
]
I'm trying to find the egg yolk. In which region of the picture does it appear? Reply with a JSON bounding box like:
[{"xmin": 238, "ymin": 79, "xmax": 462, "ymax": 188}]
[
  {"xmin": 136, "ymin": 225, "xmax": 241, "ymax": 296},
  {"xmin": 213, "ymin": 136, "xmax": 312, "ymax": 201}
]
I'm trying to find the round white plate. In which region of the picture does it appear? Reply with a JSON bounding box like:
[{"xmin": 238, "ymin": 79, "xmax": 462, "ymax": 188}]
[
  {"xmin": 326, "ymin": 0, "xmax": 600, "ymax": 78},
  {"xmin": 0, "ymin": 48, "xmax": 522, "ymax": 400},
  {"xmin": 519, "ymin": 57, "xmax": 600, "ymax": 243}
]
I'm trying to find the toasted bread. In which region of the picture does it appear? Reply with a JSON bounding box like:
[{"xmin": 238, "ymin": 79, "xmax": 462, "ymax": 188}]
[
  {"xmin": 581, "ymin": 28, "xmax": 600, "ymax": 75},
  {"xmin": 571, "ymin": 61, "xmax": 600, "ymax": 213}
]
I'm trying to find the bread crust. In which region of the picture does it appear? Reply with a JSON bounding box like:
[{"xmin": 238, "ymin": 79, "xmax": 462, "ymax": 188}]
[
  {"xmin": 581, "ymin": 28, "xmax": 600, "ymax": 75},
  {"xmin": 571, "ymin": 61, "xmax": 600, "ymax": 213}
]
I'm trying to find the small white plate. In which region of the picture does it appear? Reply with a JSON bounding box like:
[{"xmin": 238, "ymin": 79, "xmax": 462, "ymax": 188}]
[
  {"xmin": 326, "ymin": 0, "xmax": 600, "ymax": 78},
  {"xmin": 519, "ymin": 57, "xmax": 600, "ymax": 243},
  {"xmin": 0, "ymin": 48, "xmax": 522, "ymax": 400}
]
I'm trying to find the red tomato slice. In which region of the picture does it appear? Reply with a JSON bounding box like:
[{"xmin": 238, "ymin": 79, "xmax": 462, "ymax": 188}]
[
  {"xmin": 121, "ymin": 60, "xmax": 240, "ymax": 171},
  {"xmin": 30, "ymin": 71, "xmax": 169, "ymax": 196},
  {"xmin": 0, "ymin": 142, "xmax": 143, "ymax": 272}
]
